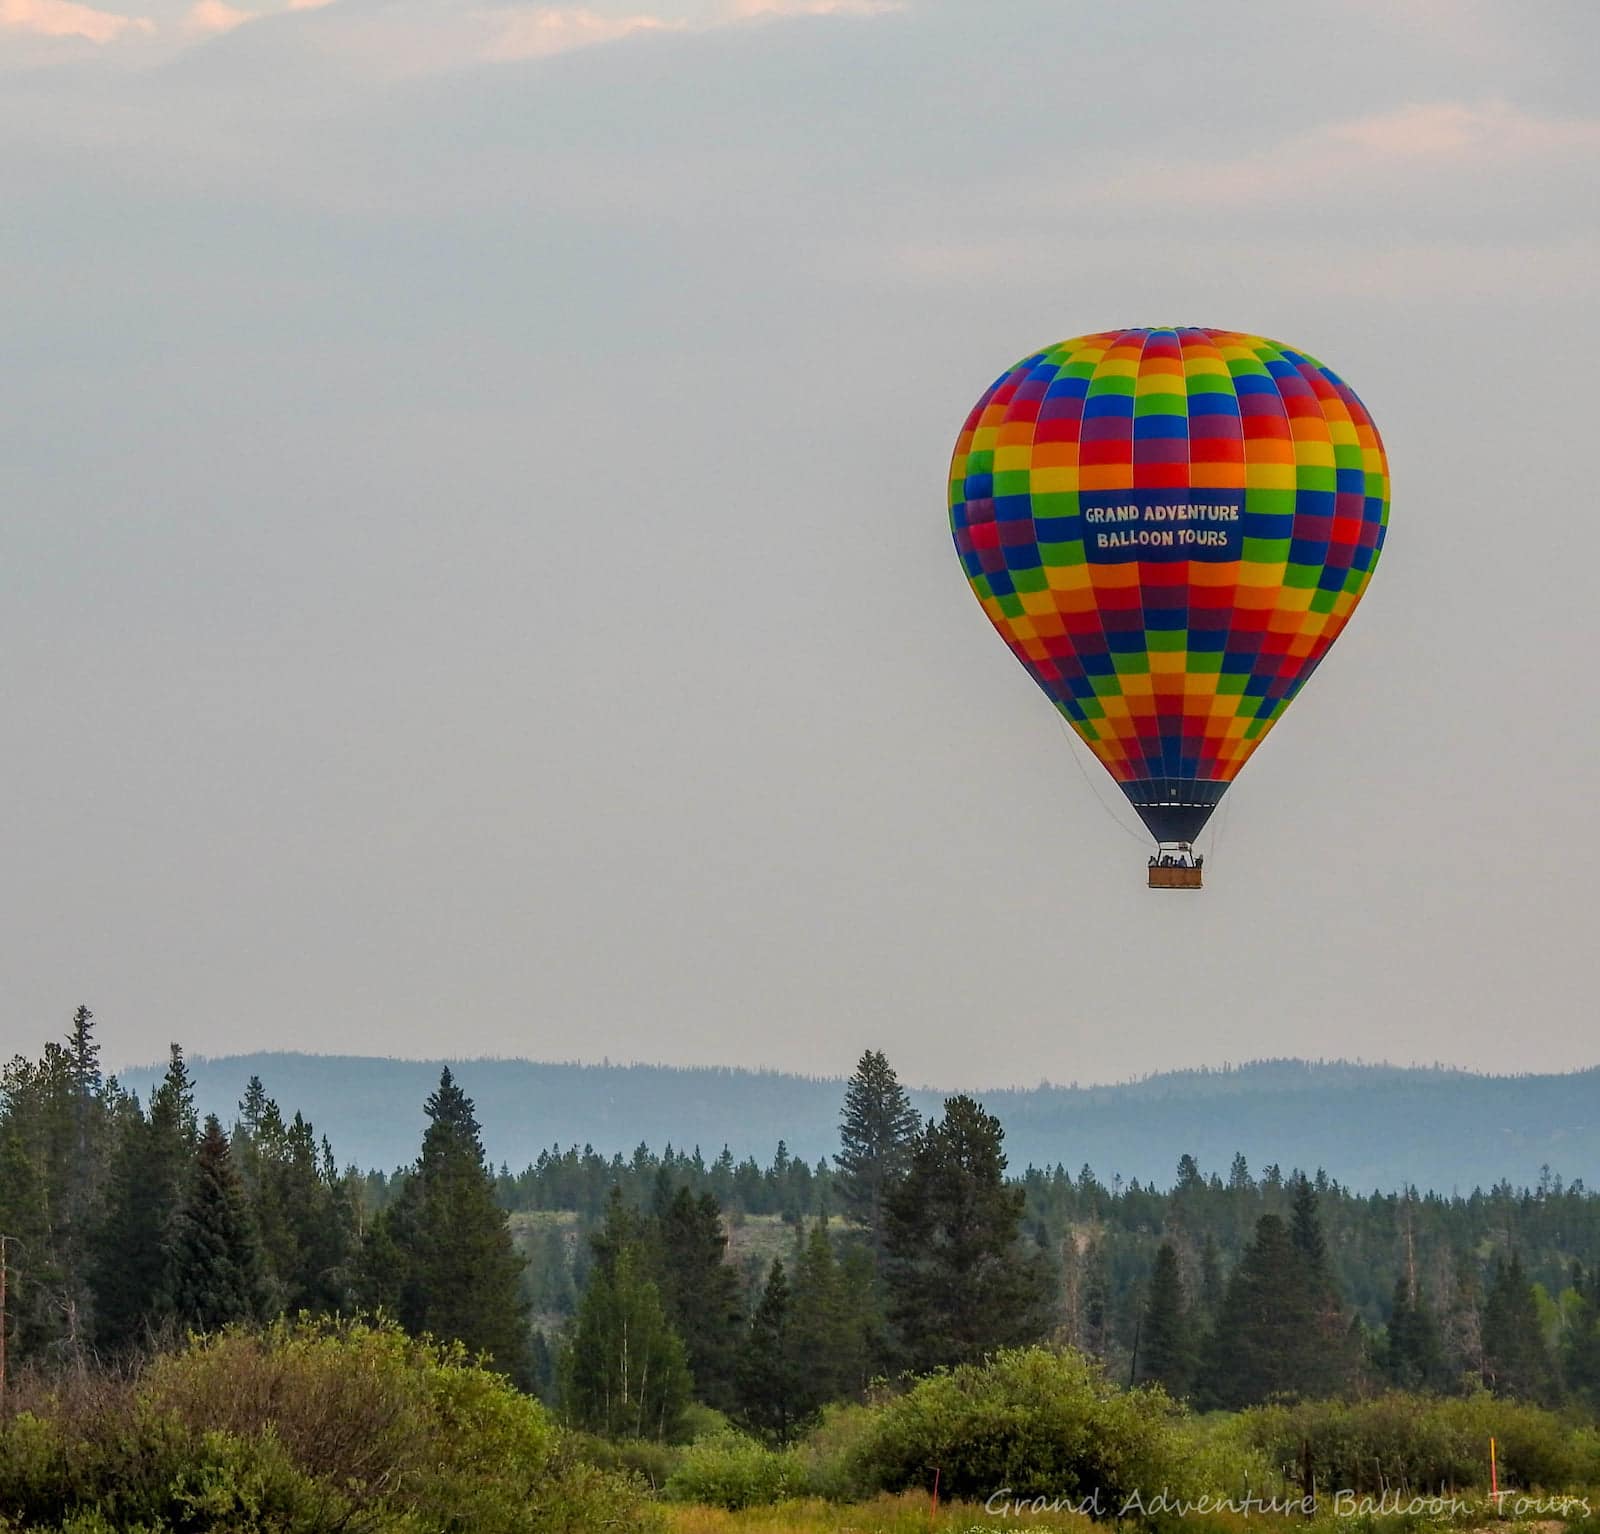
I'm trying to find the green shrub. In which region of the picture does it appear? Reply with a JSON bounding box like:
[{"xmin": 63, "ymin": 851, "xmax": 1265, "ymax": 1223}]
[
  {"xmin": 1238, "ymin": 1391, "xmax": 1596, "ymax": 1494},
  {"xmin": 845, "ymin": 1346, "xmax": 1202, "ymax": 1515},
  {"xmin": 568, "ymin": 1427, "xmax": 682, "ymax": 1489},
  {"xmin": 0, "ymin": 1405, "xmax": 336, "ymax": 1534},
  {"xmin": 0, "ymin": 1316, "xmax": 661, "ymax": 1534},
  {"xmin": 1173, "ymin": 1412, "xmax": 1277, "ymax": 1506},
  {"xmin": 663, "ymin": 1428, "xmax": 804, "ymax": 1509},
  {"xmin": 787, "ymin": 1403, "xmax": 879, "ymax": 1502},
  {"xmin": 678, "ymin": 1402, "xmax": 732, "ymax": 1442}
]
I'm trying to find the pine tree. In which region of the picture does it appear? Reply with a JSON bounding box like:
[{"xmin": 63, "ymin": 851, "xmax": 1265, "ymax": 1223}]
[
  {"xmin": 1562, "ymin": 1264, "xmax": 1600, "ymax": 1411},
  {"xmin": 1290, "ymin": 1174, "xmax": 1330, "ymax": 1275},
  {"xmin": 1138, "ymin": 1240, "xmax": 1194, "ymax": 1397},
  {"xmin": 738, "ymin": 1259, "xmax": 803, "ymax": 1444},
  {"xmin": 0, "ymin": 1116, "xmax": 60, "ymax": 1365},
  {"xmin": 241, "ymin": 1094, "xmax": 354, "ymax": 1317},
  {"xmin": 883, "ymin": 1095, "xmax": 1053, "ymax": 1372},
  {"xmin": 834, "ymin": 1050, "xmax": 920, "ymax": 1269},
  {"xmin": 562, "ymin": 1195, "xmax": 690, "ymax": 1439},
  {"xmin": 0, "ymin": 1041, "xmax": 86, "ymax": 1360},
  {"xmin": 363, "ymin": 1068, "xmax": 529, "ymax": 1381},
  {"xmin": 1199, "ymin": 1214, "xmax": 1325, "ymax": 1408},
  {"xmin": 1228, "ymin": 1153, "xmax": 1254, "ymax": 1193},
  {"xmin": 167, "ymin": 1116, "xmax": 268, "ymax": 1330},
  {"xmin": 64, "ymin": 1006, "xmax": 105, "ymax": 1263},
  {"xmin": 1482, "ymin": 1252, "xmax": 1555, "ymax": 1401},
  {"xmin": 1287, "ymin": 1175, "xmax": 1358, "ymax": 1397},
  {"xmin": 788, "ymin": 1220, "xmax": 869, "ymax": 1406},
  {"xmin": 151, "ymin": 1043, "xmax": 199, "ymax": 1147},
  {"xmin": 1383, "ymin": 1271, "xmax": 1446, "ymax": 1390},
  {"xmin": 238, "ymin": 1074, "xmax": 269, "ymax": 1140},
  {"xmin": 656, "ymin": 1185, "xmax": 743, "ymax": 1411},
  {"xmin": 89, "ymin": 1046, "xmax": 197, "ymax": 1349},
  {"xmin": 1437, "ymin": 1249, "xmax": 1484, "ymax": 1386}
]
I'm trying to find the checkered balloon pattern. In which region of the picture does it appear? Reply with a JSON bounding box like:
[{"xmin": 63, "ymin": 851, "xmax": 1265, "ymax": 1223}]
[{"xmin": 948, "ymin": 328, "xmax": 1389, "ymax": 845}]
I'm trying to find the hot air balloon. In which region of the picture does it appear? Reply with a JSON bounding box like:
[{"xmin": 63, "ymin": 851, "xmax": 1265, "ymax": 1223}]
[{"xmin": 947, "ymin": 328, "xmax": 1389, "ymax": 889}]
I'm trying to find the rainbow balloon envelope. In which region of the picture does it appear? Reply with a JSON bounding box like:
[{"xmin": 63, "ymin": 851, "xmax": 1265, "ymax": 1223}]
[{"xmin": 947, "ymin": 327, "xmax": 1389, "ymax": 881}]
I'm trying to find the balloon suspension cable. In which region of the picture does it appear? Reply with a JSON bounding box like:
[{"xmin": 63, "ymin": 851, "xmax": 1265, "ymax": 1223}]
[
  {"xmin": 1201, "ymin": 781, "xmax": 1232, "ymax": 865},
  {"xmin": 1055, "ymin": 717, "xmax": 1151, "ymax": 847}
]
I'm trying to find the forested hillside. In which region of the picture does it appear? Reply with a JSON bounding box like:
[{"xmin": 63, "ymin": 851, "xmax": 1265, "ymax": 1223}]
[
  {"xmin": 118, "ymin": 1050, "xmax": 1600, "ymax": 1191},
  {"xmin": 5, "ymin": 1009, "xmax": 1599, "ymax": 1411},
  {"xmin": 10, "ymin": 1008, "xmax": 1600, "ymax": 1532}
]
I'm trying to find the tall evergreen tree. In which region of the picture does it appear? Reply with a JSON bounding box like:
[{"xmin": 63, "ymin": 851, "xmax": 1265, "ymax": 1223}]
[
  {"xmin": 737, "ymin": 1258, "xmax": 803, "ymax": 1444},
  {"xmin": 166, "ymin": 1116, "xmax": 268, "ymax": 1330},
  {"xmin": 1562, "ymin": 1263, "xmax": 1600, "ymax": 1411},
  {"xmin": 362, "ymin": 1068, "xmax": 529, "ymax": 1381},
  {"xmin": 0, "ymin": 1114, "xmax": 60, "ymax": 1365},
  {"xmin": 64, "ymin": 1005, "xmax": 106, "ymax": 1275},
  {"xmin": 1383, "ymin": 1271, "xmax": 1446, "ymax": 1390},
  {"xmin": 1288, "ymin": 1175, "xmax": 1359, "ymax": 1397},
  {"xmin": 883, "ymin": 1095, "xmax": 1052, "ymax": 1372},
  {"xmin": 1290, "ymin": 1174, "xmax": 1331, "ymax": 1274},
  {"xmin": 238, "ymin": 1093, "xmax": 355, "ymax": 1317},
  {"xmin": 89, "ymin": 1045, "xmax": 197, "ymax": 1349},
  {"xmin": 1199, "ymin": 1214, "xmax": 1327, "ymax": 1408},
  {"xmin": 834, "ymin": 1050, "xmax": 920, "ymax": 1268},
  {"xmin": 1482, "ymin": 1252, "xmax": 1555, "ymax": 1401},
  {"xmin": 1138, "ymin": 1240, "xmax": 1194, "ymax": 1397},
  {"xmin": 788, "ymin": 1220, "xmax": 871, "ymax": 1406},
  {"xmin": 656, "ymin": 1185, "xmax": 743, "ymax": 1411}
]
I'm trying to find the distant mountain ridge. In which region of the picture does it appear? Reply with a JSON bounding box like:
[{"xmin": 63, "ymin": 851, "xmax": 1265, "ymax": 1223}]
[{"xmin": 114, "ymin": 1054, "xmax": 1600, "ymax": 1195}]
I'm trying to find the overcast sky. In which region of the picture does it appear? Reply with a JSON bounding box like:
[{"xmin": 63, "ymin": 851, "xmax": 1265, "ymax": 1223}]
[{"xmin": 3, "ymin": 0, "xmax": 1597, "ymax": 1087}]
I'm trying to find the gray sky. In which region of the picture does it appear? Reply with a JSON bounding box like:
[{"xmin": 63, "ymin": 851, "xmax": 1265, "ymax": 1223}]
[{"xmin": 3, "ymin": 0, "xmax": 1597, "ymax": 1087}]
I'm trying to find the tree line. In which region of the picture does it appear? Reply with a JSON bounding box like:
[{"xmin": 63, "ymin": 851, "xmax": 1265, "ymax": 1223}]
[{"xmin": 4, "ymin": 1011, "xmax": 1600, "ymax": 1439}]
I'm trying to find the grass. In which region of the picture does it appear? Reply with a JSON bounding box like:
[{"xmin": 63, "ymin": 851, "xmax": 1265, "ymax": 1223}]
[
  {"xmin": 662, "ymin": 1491, "xmax": 1095, "ymax": 1533},
  {"xmin": 662, "ymin": 1494, "xmax": 1600, "ymax": 1534}
]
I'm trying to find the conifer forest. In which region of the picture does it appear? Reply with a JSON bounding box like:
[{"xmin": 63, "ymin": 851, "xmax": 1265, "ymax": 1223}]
[{"xmin": 4, "ymin": 1011, "xmax": 1600, "ymax": 1532}]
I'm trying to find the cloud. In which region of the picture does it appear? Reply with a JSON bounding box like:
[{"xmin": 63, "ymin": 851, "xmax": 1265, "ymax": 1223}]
[
  {"xmin": 482, "ymin": 1, "xmax": 902, "ymax": 66},
  {"xmin": 731, "ymin": 0, "xmax": 902, "ymax": 15},
  {"xmin": 1103, "ymin": 99, "xmax": 1600, "ymax": 210},
  {"xmin": 484, "ymin": 6, "xmax": 684, "ymax": 63},
  {"xmin": 1330, "ymin": 100, "xmax": 1600, "ymax": 160},
  {"xmin": 0, "ymin": 0, "xmax": 154, "ymax": 42},
  {"xmin": 185, "ymin": 0, "xmax": 253, "ymax": 32}
]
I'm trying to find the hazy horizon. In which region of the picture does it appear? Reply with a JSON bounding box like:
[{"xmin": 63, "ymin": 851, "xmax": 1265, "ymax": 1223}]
[
  {"xmin": 108, "ymin": 1046, "xmax": 1600, "ymax": 1094},
  {"xmin": 5, "ymin": 0, "xmax": 1598, "ymax": 1085}
]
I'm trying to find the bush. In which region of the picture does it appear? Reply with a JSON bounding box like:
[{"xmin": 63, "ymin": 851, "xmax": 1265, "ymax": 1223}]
[
  {"xmin": 663, "ymin": 1429, "xmax": 805, "ymax": 1509},
  {"xmin": 1238, "ymin": 1391, "xmax": 1599, "ymax": 1494},
  {"xmin": 0, "ymin": 1404, "xmax": 333, "ymax": 1534},
  {"xmin": 844, "ymin": 1346, "xmax": 1204, "ymax": 1516},
  {"xmin": 786, "ymin": 1403, "xmax": 880, "ymax": 1502},
  {"xmin": 568, "ymin": 1428, "xmax": 681, "ymax": 1489},
  {"xmin": 1173, "ymin": 1412, "xmax": 1277, "ymax": 1506},
  {"xmin": 0, "ymin": 1316, "xmax": 662, "ymax": 1533}
]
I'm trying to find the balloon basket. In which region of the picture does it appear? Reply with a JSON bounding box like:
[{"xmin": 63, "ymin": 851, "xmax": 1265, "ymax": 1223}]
[
  {"xmin": 1148, "ymin": 863, "xmax": 1203, "ymax": 889},
  {"xmin": 1148, "ymin": 845, "xmax": 1203, "ymax": 889}
]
